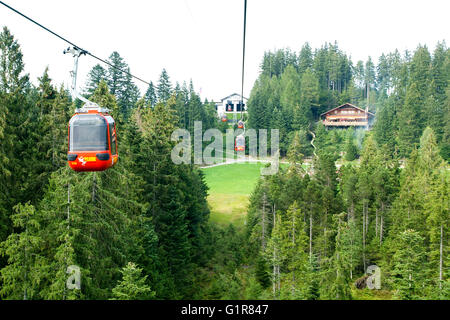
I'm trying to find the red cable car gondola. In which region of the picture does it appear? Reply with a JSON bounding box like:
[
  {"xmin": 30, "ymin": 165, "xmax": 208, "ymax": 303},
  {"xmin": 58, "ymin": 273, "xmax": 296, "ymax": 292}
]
[
  {"xmin": 68, "ymin": 109, "xmax": 118, "ymax": 172},
  {"xmin": 64, "ymin": 46, "xmax": 118, "ymax": 172},
  {"xmin": 235, "ymin": 135, "xmax": 245, "ymax": 152}
]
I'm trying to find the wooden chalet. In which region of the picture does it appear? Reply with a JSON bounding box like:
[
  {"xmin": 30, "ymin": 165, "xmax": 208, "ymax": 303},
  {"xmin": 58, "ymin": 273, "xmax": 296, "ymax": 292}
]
[{"xmin": 321, "ymin": 103, "xmax": 374, "ymax": 129}]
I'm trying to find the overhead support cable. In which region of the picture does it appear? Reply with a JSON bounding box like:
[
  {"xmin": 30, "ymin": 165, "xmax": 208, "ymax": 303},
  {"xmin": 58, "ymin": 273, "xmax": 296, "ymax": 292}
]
[
  {"xmin": 240, "ymin": 0, "xmax": 247, "ymax": 120},
  {"xmin": 0, "ymin": 0, "xmax": 151, "ymax": 86}
]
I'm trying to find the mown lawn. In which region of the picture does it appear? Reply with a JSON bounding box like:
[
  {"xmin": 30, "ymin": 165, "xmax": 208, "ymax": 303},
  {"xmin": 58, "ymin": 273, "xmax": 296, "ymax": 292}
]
[{"xmin": 202, "ymin": 163, "xmax": 267, "ymax": 227}]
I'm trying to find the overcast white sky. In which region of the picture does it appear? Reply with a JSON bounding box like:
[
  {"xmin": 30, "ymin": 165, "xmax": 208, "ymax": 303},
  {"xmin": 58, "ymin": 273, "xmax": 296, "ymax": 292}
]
[{"xmin": 0, "ymin": 0, "xmax": 448, "ymax": 101}]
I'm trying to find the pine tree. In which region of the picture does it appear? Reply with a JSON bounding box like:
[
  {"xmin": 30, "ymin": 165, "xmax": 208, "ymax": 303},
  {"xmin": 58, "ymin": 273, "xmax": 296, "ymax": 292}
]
[
  {"xmin": 377, "ymin": 53, "xmax": 391, "ymax": 97},
  {"xmin": 243, "ymin": 275, "xmax": 263, "ymax": 299},
  {"xmin": 327, "ymin": 213, "xmax": 356, "ymax": 300},
  {"xmin": 0, "ymin": 27, "xmax": 32, "ymax": 248},
  {"xmin": 339, "ymin": 165, "xmax": 358, "ymax": 219},
  {"xmin": 389, "ymin": 149, "xmax": 422, "ymax": 235},
  {"xmin": 246, "ymin": 180, "xmax": 271, "ymax": 254},
  {"xmin": 354, "ymin": 60, "xmax": 365, "ymax": 93},
  {"xmin": 341, "ymin": 215, "xmax": 362, "ymax": 280},
  {"xmin": 344, "ymin": 132, "xmax": 359, "ymax": 161},
  {"xmin": 0, "ymin": 27, "xmax": 29, "ymax": 92},
  {"xmin": 247, "ymin": 74, "xmax": 279, "ymax": 131},
  {"xmin": 0, "ymin": 203, "xmax": 42, "ymax": 299},
  {"xmin": 111, "ymin": 262, "xmax": 155, "ymax": 300},
  {"xmin": 132, "ymin": 95, "xmax": 210, "ymax": 298},
  {"xmin": 85, "ymin": 64, "xmax": 106, "ymax": 96},
  {"xmin": 106, "ymin": 51, "xmax": 128, "ymax": 96},
  {"xmin": 117, "ymin": 70, "xmax": 140, "ymax": 118},
  {"xmin": 280, "ymin": 202, "xmax": 310, "ymax": 299},
  {"xmin": 357, "ymin": 135, "xmax": 378, "ymax": 270},
  {"xmin": 298, "ymin": 43, "xmax": 313, "ymax": 76},
  {"xmin": 144, "ymin": 81, "xmax": 157, "ymax": 107},
  {"xmin": 187, "ymin": 84, "xmax": 204, "ymax": 136},
  {"xmin": 418, "ymin": 127, "xmax": 445, "ymax": 174},
  {"xmin": 441, "ymin": 87, "xmax": 450, "ymax": 160},
  {"xmin": 430, "ymin": 42, "xmax": 448, "ymax": 106},
  {"xmin": 90, "ymin": 80, "xmax": 121, "ymax": 122},
  {"xmin": 24, "ymin": 165, "xmax": 144, "ymax": 299},
  {"xmin": 157, "ymin": 68, "xmax": 172, "ymax": 104},
  {"xmin": 395, "ymin": 46, "xmax": 432, "ymax": 157},
  {"xmin": 372, "ymin": 148, "xmax": 398, "ymax": 247},
  {"xmin": 265, "ymin": 214, "xmax": 283, "ymax": 299},
  {"xmin": 0, "ymin": 84, "xmax": 5, "ymax": 192},
  {"xmin": 280, "ymin": 64, "xmax": 301, "ymax": 117},
  {"xmin": 254, "ymin": 255, "xmax": 271, "ymax": 289},
  {"xmin": 425, "ymin": 171, "xmax": 449, "ymax": 298},
  {"xmin": 397, "ymin": 82, "xmax": 424, "ymax": 156},
  {"xmin": 409, "ymin": 45, "xmax": 432, "ymax": 99},
  {"xmin": 104, "ymin": 52, "xmax": 139, "ymax": 118},
  {"xmin": 385, "ymin": 127, "xmax": 447, "ymax": 299},
  {"xmin": 32, "ymin": 70, "xmax": 71, "ymax": 202},
  {"xmin": 417, "ymin": 127, "xmax": 447, "ymax": 296},
  {"xmin": 391, "ymin": 229, "xmax": 427, "ymax": 300},
  {"xmin": 287, "ymin": 131, "xmax": 304, "ymax": 174},
  {"xmin": 293, "ymin": 68, "xmax": 319, "ymax": 128},
  {"xmin": 373, "ymin": 95, "xmax": 396, "ymax": 154},
  {"xmin": 314, "ymin": 151, "xmax": 341, "ymax": 268},
  {"xmin": 270, "ymin": 106, "xmax": 289, "ymax": 153},
  {"xmin": 364, "ymin": 57, "xmax": 376, "ymax": 107}
]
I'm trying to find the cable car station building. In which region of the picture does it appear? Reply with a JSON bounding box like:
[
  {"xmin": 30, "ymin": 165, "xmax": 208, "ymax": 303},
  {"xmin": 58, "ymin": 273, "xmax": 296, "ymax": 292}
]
[
  {"xmin": 215, "ymin": 93, "xmax": 248, "ymax": 117},
  {"xmin": 321, "ymin": 103, "xmax": 374, "ymax": 129}
]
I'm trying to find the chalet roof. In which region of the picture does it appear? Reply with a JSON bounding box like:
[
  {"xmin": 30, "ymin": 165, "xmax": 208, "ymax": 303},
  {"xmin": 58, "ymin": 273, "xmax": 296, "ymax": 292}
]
[
  {"xmin": 221, "ymin": 93, "xmax": 248, "ymax": 102},
  {"xmin": 320, "ymin": 103, "xmax": 375, "ymax": 117}
]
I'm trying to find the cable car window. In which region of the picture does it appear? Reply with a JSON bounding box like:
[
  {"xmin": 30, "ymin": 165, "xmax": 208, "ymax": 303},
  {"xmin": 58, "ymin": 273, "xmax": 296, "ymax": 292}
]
[
  {"xmin": 109, "ymin": 122, "xmax": 117, "ymax": 155},
  {"xmin": 69, "ymin": 115, "xmax": 108, "ymax": 151}
]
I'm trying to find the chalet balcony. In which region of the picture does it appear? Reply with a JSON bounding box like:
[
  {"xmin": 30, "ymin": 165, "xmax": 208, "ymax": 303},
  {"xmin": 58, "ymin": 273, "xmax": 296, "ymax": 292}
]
[
  {"xmin": 326, "ymin": 115, "xmax": 367, "ymax": 120},
  {"xmin": 323, "ymin": 120, "xmax": 368, "ymax": 127}
]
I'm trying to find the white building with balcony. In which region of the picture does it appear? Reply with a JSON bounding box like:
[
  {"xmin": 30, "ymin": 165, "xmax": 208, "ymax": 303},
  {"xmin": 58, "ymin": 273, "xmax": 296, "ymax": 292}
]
[{"xmin": 215, "ymin": 93, "xmax": 248, "ymax": 117}]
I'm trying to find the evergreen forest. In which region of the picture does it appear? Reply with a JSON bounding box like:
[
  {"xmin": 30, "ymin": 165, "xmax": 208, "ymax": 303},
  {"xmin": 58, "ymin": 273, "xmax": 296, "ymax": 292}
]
[{"xmin": 0, "ymin": 26, "xmax": 448, "ymax": 300}]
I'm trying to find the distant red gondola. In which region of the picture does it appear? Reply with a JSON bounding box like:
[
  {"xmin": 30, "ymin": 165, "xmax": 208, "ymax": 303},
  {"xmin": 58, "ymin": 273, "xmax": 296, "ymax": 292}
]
[{"xmin": 235, "ymin": 135, "xmax": 245, "ymax": 152}]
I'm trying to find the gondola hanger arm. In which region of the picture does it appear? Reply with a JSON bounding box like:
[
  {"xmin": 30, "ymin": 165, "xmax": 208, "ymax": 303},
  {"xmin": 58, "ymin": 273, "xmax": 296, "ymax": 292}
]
[{"xmin": 64, "ymin": 46, "xmax": 108, "ymax": 113}]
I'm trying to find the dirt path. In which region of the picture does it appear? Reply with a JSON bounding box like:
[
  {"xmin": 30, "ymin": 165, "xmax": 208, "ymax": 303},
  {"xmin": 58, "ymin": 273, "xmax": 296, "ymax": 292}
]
[
  {"xmin": 309, "ymin": 129, "xmax": 317, "ymax": 158},
  {"xmin": 200, "ymin": 157, "xmax": 290, "ymax": 169}
]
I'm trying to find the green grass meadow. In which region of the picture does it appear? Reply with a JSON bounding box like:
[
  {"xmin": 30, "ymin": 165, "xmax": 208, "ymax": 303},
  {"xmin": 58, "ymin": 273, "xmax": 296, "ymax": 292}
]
[{"xmin": 201, "ymin": 163, "xmax": 267, "ymax": 227}]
